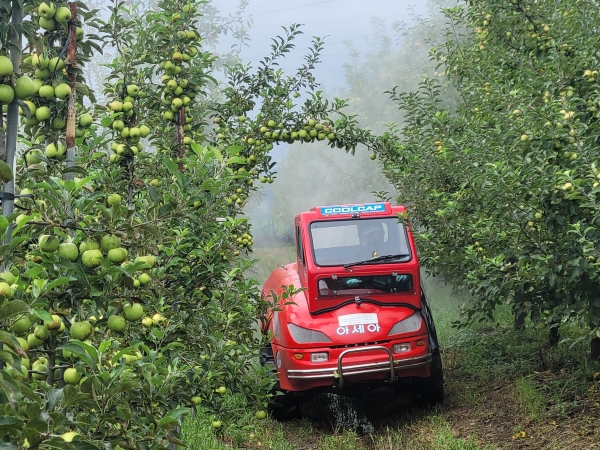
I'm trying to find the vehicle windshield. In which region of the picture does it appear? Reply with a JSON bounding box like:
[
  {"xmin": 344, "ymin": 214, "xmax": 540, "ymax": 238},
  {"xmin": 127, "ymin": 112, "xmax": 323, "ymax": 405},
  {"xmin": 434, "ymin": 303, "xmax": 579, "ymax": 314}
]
[
  {"xmin": 318, "ymin": 274, "xmax": 414, "ymax": 297},
  {"xmin": 309, "ymin": 218, "xmax": 411, "ymax": 266}
]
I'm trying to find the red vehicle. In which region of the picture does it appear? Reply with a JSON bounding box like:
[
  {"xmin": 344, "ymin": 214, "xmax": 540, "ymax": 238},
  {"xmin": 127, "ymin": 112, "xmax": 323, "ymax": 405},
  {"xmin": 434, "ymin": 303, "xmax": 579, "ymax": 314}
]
[{"xmin": 260, "ymin": 202, "xmax": 443, "ymax": 417}]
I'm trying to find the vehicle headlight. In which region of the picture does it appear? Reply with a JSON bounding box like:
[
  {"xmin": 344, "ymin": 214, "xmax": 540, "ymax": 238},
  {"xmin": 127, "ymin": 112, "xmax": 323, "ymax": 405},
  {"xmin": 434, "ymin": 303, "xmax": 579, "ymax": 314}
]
[
  {"xmin": 388, "ymin": 312, "xmax": 422, "ymax": 336},
  {"xmin": 287, "ymin": 323, "xmax": 332, "ymax": 343}
]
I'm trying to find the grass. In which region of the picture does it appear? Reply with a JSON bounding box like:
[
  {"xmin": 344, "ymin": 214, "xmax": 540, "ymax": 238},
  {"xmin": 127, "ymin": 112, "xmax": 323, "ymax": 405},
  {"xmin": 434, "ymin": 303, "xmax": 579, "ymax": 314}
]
[
  {"xmin": 244, "ymin": 244, "xmax": 296, "ymax": 286},
  {"xmin": 181, "ymin": 414, "xmax": 230, "ymax": 450},
  {"xmin": 366, "ymin": 416, "xmax": 497, "ymax": 450},
  {"xmin": 515, "ymin": 377, "xmax": 546, "ymax": 421}
]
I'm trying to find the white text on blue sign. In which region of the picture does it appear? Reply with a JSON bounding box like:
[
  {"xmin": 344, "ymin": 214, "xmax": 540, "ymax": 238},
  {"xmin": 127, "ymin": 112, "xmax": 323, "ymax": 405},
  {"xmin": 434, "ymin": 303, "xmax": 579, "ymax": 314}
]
[{"xmin": 321, "ymin": 204, "xmax": 385, "ymax": 215}]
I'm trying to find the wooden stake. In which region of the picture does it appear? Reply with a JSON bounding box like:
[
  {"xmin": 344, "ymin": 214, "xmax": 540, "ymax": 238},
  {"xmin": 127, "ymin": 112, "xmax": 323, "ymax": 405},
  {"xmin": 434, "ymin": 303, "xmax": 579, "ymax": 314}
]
[{"xmin": 65, "ymin": 2, "xmax": 78, "ymax": 180}]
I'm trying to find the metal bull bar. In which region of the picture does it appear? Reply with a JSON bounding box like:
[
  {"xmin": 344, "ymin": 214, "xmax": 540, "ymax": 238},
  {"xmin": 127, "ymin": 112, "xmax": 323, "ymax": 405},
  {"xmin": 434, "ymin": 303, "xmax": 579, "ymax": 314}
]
[{"xmin": 336, "ymin": 346, "xmax": 395, "ymax": 389}]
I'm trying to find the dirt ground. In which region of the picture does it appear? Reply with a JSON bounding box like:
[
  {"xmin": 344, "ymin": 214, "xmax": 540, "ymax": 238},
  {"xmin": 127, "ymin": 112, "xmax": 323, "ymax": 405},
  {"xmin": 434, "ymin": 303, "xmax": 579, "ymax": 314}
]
[{"xmin": 268, "ymin": 351, "xmax": 600, "ymax": 450}]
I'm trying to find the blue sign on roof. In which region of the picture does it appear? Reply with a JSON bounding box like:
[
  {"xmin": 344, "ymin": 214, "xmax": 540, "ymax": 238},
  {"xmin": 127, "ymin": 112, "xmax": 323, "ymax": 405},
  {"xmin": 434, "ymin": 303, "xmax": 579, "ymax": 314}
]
[{"xmin": 320, "ymin": 203, "xmax": 386, "ymax": 215}]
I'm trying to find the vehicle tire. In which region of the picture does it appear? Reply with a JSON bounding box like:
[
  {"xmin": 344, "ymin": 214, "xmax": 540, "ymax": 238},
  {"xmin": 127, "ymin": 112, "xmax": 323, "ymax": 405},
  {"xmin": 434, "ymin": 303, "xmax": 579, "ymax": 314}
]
[
  {"xmin": 260, "ymin": 346, "xmax": 301, "ymax": 420},
  {"xmin": 415, "ymin": 350, "xmax": 444, "ymax": 406}
]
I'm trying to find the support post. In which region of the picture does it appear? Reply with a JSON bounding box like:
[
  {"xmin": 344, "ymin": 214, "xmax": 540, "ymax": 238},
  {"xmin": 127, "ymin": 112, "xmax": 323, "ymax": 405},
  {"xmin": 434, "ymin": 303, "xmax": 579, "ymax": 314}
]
[{"xmin": 1, "ymin": 0, "xmax": 23, "ymax": 244}]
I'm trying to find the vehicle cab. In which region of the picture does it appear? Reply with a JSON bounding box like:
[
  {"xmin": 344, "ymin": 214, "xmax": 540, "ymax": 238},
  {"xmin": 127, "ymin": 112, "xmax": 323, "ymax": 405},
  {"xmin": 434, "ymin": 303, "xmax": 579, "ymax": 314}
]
[{"xmin": 261, "ymin": 202, "xmax": 443, "ymax": 414}]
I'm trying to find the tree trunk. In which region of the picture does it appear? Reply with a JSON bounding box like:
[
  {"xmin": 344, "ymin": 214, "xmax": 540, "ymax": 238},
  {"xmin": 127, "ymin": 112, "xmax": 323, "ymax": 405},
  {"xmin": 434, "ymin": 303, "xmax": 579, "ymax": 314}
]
[
  {"xmin": 514, "ymin": 311, "xmax": 525, "ymax": 330},
  {"xmin": 591, "ymin": 337, "xmax": 600, "ymax": 361},
  {"xmin": 549, "ymin": 325, "xmax": 560, "ymax": 347},
  {"xmin": 512, "ymin": 293, "xmax": 527, "ymax": 330},
  {"xmin": 64, "ymin": 2, "xmax": 78, "ymax": 181}
]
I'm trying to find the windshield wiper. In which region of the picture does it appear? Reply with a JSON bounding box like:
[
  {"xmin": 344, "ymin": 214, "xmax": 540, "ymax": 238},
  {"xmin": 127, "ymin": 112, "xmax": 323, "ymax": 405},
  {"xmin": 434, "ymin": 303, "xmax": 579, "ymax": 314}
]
[{"xmin": 343, "ymin": 253, "xmax": 410, "ymax": 269}]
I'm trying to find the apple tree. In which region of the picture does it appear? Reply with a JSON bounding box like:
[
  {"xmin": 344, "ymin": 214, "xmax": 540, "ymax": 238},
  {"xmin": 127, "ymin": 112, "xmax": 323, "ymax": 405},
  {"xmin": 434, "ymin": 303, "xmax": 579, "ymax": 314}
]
[{"xmin": 372, "ymin": 0, "xmax": 600, "ymax": 357}]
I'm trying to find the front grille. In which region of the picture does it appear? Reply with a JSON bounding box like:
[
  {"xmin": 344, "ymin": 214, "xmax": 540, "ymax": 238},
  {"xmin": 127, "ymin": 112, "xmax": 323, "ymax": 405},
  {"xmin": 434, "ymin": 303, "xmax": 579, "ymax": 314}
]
[{"xmin": 329, "ymin": 340, "xmax": 391, "ymax": 350}]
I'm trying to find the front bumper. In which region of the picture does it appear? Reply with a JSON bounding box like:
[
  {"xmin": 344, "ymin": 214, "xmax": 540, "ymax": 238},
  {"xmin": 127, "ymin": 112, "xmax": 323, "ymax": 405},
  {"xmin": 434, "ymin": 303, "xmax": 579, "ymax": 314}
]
[{"xmin": 274, "ymin": 335, "xmax": 432, "ymax": 391}]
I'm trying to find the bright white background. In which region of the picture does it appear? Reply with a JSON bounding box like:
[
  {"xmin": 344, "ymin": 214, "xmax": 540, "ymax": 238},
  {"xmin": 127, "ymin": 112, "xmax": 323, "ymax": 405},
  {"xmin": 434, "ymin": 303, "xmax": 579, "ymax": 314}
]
[{"xmin": 214, "ymin": 0, "xmax": 427, "ymax": 91}]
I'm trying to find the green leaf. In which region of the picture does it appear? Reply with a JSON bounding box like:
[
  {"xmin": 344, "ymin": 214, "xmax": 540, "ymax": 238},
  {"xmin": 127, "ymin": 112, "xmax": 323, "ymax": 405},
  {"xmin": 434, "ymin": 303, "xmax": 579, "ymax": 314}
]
[
  {"xmin": 33, "ymin": 309, "xmax": 53, "ymax": 324},
  {"xmin": 0, "ymin": 300, "xmax": 30, "ymax": 321},
  {"xmin": 0, "ymin": 440, "xmax": 19, "ymax": 450},
  {"xmin": 226, "ymin": 156, "xmax": 247, "ymax": 165},
  {"xmin": 0, "ymin": 216, "xmax": 8, "ymax": 237},
  {"xmin": 47, "ymin": 388, "xmax": 63, "ymax": 411},
  {"xmin": 61, "ymin": 385, "xmax": 91, "ymax": 409},
  {"xmin": 72, "ymin": 443, "xmax": 101, "ymax": 450},
  {"xmin": 45, "ymin": 277, "xmax": 72, "ymax": 290},
  {"xmin": 226, "ymin": 145, "xmax": 243, "ymax": 156},
  {"xmin": 57, "ymin": 342, "xmax": 95, "ymax": 369},
  {"xmin": 0, "ymin": 369, "xmax": 22, "ymax": 408},
  {"xmin": 158, "ymin": 416, "xmax": 180, "ymax": 429},
  {"xmin": 0, "ymin": 331, "xmax": 24, "ymax": 354}
]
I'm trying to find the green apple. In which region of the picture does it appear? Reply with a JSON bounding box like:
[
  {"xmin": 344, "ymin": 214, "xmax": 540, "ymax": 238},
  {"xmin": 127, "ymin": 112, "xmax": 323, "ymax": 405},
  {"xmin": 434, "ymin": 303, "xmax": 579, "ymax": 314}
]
[
  {"xmin": 135, "ymin": 255, "xmax": 156, "ymax": 267},
  {"xmin": 152, "ymin": 313, "xmax": 165, "ymax": 323},
  {"xmin": 107, "ymin": 193, "xmax": 121, "ymax": 206},
  {"xmin": 0, "ymin": 84, "xmax": 15, "ymax": 104},
  {"xmin": 126, "ymin": 84, "xmax": 139, "ymax": 97},
  {"xmin": 0, "ymin": 281, "xmax": 13, "ymax": 299},
  {"xmin": 57, "ymin": 242, "xmax": 79, "ymax": 261},
  {"xmin": 34, "ymin": 68, "xmax": 50, "ymax": 79},
  {"xmin": 20, "ymin": 100, "xmax": 36, "ymax": 117},
  {"xmin": 123, "ymin": 303, "xmax": 144, "ymax": 321},
  {"xmin": 0, "ymin": 271, "xmax": 15, "ymax": 285},
  {"xmin": 81, "ymin": 249, "xmax": 103, "ymax": 268},
  {"xmin": 0, "ymin": 55, "xmax": 13, "ymax": 77},
  {"xmin": 137, "ymin": 273, "xmax": 151, "ymax": 285},
  {"xmin": 79, "ymin": 239, "xmax": 99, "ymax": 253},
  {"xmin": 109, "ymin": 101, "xmax": 123, "ymax": 112},
  {"xmin": 12, "ymin": 317, "xmax": 31, "ymax": 335},
  {"xmin": 107, "ymin": 247, "xmax": 128, "ymax": 264},
  {"xmin": 39, "ymin": 17, "xmax": 56, "ymax": 31},
  {"xmin": 70, "ymin": 321, "xmax": 92, "ymax": 340},
  {"xmin": 107, "ymin": 315, "xmax": 126, "ymax": 332},
  {"xmin": 45, "ymin": 142, "xmax": 61, "ymax": 158},
  {"xmin": 54, "ymin": 83, "xmax": 71, "ymax": 100},
  {"xmin": 34, "ymin": 324, "xmax": 50, "ymax": 340},
  {"xmin": 79, "ymin": 113, "xmax": 93, "ymax": 127},
  {"xmin": 54, "ymin": 6, "xmax": 72, "ymax": 24},
  {"xmin": 48, "ymin": 57, "xmax": 65, "ymax": 72},
  {"xmin": 39, "ymin": 235, "xmax": 59, "ymax": 252},
  {"xmin": 63, "ymin": 368, "xmax": 81, "ymax": 385},
  {"xmin": 14, "ymin": 76, "xmax": 36, "ymax": 99},
  {"xmin": 112, "ymin": 119, "xmax": 125, "ymax": 131},
  {"xmin": 51, "ymin": 116, "xmax": 66, "ymax": 130},
  {"xmin": 38, "ymin": 2, "xmax": 56, "ymax": 19},
  {"xmin": 27, "ymin": 333, "xmax": 43, "ymax": 348},
  {"xmin": 34, "ymin": 106, "xmax": 51, "ymax": 121},
  {"xmin": 100, "ymin": 235, "xmax": 121, "ymax": 252},
  {"xmin": 46, "ymin": 314, "xmax": 63, "ymax": 331}
]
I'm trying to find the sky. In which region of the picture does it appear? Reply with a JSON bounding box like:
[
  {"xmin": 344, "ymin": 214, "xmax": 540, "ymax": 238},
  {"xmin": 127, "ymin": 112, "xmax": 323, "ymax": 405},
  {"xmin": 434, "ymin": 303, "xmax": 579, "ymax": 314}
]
[{"xmin": 213, "ymin": 0, "xmax": 428, "ymax": 91}]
